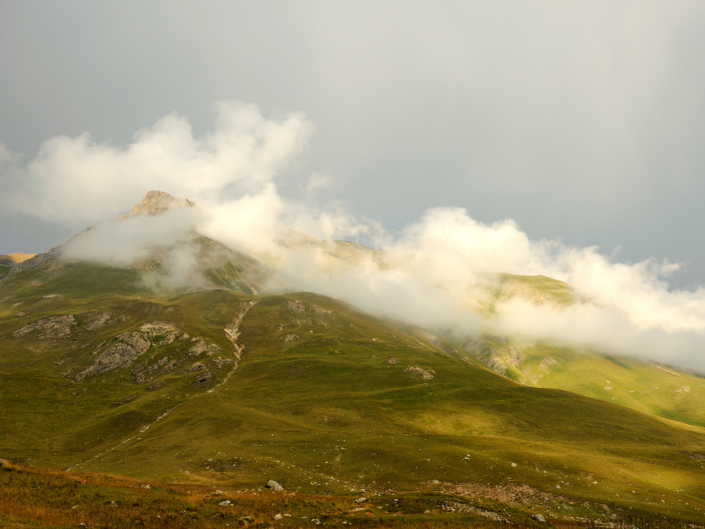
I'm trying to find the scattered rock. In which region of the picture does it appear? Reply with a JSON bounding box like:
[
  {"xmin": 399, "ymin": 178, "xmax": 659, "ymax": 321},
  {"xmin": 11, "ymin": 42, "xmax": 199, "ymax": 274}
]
[
  {"xmin": 285, "ymin": 300, "xmax": 305, "ymax": 312},
  {"xmin": 219, "ymin": 500, "xmax": 232, "ymax": 506},
  {"xmin": 146, "ymin": 381, "xmax": 166, "ymax": 391},
  {"xmin": 161, "ymin": 359, "xmax": 180, "ymax": 373},
  {"xmin": 388, "ymin": 357, "xmax": 398, "ymax": 364},
  {"xmin": 13, "ymin": 315, "xmax": 76, "ymax": 339},
  {"xmin": 310, "ymin": 304, "xmax": 332, "ymax": 314},
  {"xmin": 354, "ymin": 497, "xmax": 367, "ymax": 504},
  {"xmin": 134, "ymin": 372, "xmax": 151, "ymax": 385},
  {"xmin": 159, "ymin": 334, "xmax": 176, "ymax": 346},
  {"xmin": 139, "ymin": 321, "xmax": 179, "ymax": 337},
  {"xmin": 267, "ymin": 480, "xmax": 285, "ymax": 491},
  {"xmin": 532, "ymin": 514, "xmax": 546, "ymax": 523},
  {"xmin": 85, "ymin": 312, "xmax": 111, "ymax": 331},
  {"xmin": 214, "ymin": 357, "xmax": 234, "ymax": 369},
  {"xmin": 404, "ymin": 366, "xmax": 435, "ymax": 380},
  {"xmin": 442, "ymin": 502, "xmax": 503, "ymax": 521},
  {"xmin": 184, "ymin": 362, "xmax": 206, "ymax": 374},
  {"xmin": 179, "ymin": 333, "xmax": 190, "ymax": 341},
  {"xmin": 188, "ymin": 340, "xmax": 222, "ymax": 356},
  {"xmin": 145, "ymin": 356, "xmax": 170, "ymax": 374},
  {"xmin": 283, "ymin": 334, "xmax": 299, "ymax": 342},
  {"xmin": 140, "ymin": 483, "xmax": 151, "ymax": 490},
  {"xmin": 274, "ymin": 513, "xmax": 283, "ymax": 520}
]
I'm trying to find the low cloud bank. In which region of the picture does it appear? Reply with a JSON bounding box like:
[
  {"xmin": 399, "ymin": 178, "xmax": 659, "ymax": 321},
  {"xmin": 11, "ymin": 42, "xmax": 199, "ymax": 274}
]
[{"xmin": 4, "ymin": 102, "xmax": 705, "ymax": 371}]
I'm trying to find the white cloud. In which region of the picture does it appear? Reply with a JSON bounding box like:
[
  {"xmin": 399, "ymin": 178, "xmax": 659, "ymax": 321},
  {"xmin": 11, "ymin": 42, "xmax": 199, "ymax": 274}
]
[
  {"xmin": 2, "ymin": 101, "xmax": 312, "ymax": 227},
  {"xmin": 5, "ymin": 103, "xmax": 705, "ymax": 372}
]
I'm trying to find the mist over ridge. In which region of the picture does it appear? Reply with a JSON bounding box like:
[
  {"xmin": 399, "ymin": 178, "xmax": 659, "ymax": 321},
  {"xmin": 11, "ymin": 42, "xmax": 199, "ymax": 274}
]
[{"xmin": 1, "ymin": 102, "xmax": 695, "ymax": 372}]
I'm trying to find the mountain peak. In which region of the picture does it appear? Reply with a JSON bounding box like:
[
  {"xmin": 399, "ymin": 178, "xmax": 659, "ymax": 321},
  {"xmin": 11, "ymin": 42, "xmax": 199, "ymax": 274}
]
[{"xmin": 121, "ymin": 190, "xmax": 195, "ymax": 218}]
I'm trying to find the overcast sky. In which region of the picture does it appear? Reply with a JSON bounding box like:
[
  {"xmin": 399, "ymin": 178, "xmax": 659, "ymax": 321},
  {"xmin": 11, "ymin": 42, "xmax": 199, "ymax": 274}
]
[{"xmin": 3, "ymin": 1, "xmax": 705, "ymax": 287}]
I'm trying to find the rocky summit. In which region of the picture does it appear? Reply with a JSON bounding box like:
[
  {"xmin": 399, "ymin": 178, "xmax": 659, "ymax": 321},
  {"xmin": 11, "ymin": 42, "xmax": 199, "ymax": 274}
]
[{"xmin": 121, "ymin": 189, "xmax": 195, "ymax": 218}]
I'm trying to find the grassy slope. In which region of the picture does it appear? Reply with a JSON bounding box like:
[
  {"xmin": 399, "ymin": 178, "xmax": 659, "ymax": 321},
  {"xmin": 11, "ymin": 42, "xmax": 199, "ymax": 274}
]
[
  {"xmin": 2, "ymin": 261, "xmax": 705, "ymax": 524},
  {"xmin": 516, "ymin": 344, "xmax": 705, "ymax": 426}
]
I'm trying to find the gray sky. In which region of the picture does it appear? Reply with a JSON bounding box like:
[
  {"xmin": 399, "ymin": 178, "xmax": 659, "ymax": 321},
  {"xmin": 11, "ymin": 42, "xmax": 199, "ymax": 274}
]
[{"xmin": 3, "ymin": 1, "xmax": 705, "ymax": 287}]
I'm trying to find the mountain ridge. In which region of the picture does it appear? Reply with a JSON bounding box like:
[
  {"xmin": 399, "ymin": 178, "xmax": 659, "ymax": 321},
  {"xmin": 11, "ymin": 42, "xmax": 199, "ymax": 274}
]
[{"xmin": 2, "ymin": 190, "xmax": 705, "ymax": 524}]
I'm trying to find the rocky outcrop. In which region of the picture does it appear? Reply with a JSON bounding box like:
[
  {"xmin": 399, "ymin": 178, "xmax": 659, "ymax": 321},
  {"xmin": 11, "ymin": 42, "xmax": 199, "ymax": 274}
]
[
  {"xmin": 75, "ymin": 332, "xmax": 150, "ymax": 382},
  {"xmin": 13, "ymin": 315, "xmax": 76, "ymax": 339}
]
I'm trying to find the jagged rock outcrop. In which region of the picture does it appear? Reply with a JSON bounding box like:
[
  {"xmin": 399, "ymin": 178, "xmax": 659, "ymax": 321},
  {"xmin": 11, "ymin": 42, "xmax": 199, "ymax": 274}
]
[{"xmin": 74, "ymin": 332, "xmax": 150, "ymax": 382}]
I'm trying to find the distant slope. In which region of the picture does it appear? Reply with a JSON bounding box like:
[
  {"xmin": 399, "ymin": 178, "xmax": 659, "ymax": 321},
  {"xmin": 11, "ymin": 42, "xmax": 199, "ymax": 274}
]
[
  {"xmin": 0, "ymin": 252, "xmax": 36, "ymax": 264},
  {"xmin": 0, "ymin": 253, "xmax": 36, "ymax": 278},
  {"xmin": 454, "ymin": 273, "xmax": 705, "ymax": 429}
]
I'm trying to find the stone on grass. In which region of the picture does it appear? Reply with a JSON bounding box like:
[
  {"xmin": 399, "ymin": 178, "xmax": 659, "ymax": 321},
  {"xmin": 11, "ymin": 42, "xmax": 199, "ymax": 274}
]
[{"xmin": 266, "ymin": 480, "xmax": 285, "ymax": 491}]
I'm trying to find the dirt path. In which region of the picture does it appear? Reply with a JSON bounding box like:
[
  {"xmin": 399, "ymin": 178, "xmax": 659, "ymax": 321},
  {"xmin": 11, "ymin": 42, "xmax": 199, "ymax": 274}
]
[{"xmin": 66, "ymin": 300, "xmax": 259, "ymax": 472}]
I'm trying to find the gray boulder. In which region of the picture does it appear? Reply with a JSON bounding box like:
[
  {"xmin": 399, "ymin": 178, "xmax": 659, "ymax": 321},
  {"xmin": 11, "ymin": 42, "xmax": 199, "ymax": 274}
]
[{"xmin": 266, "ymin": 480, "xmax": 284, "ymax": 491}]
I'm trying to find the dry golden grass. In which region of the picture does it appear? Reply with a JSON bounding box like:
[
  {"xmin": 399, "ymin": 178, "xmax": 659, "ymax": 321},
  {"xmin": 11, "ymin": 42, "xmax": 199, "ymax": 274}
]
[
  {"xmin": 0, "ymin": 460, "xmax": 693, "ymax": 529},
  {"xmin": 0, "ymin": 252, "xmax": 36, "ymax": 263}
]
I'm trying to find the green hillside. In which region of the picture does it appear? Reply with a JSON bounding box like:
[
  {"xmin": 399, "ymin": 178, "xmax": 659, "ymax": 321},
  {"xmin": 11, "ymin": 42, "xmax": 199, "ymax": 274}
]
[{"xmin": 2, "ymin": 255, "xmax": 705, "ymax": 524}]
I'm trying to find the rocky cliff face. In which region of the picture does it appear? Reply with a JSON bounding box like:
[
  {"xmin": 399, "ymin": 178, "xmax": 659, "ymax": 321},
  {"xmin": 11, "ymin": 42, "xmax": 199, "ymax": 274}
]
[{"xmin": 121, "ymin": 190, "xmax": 195, "ymax": 218}]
